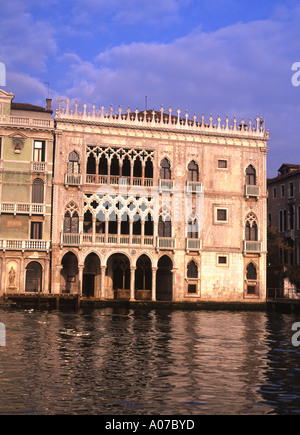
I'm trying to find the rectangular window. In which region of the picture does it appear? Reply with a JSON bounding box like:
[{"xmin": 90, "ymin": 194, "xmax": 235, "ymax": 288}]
[
  {"xmin": 187, "ymin": 284, "xmax": 197, "ymax": 294},
  {"xmin": 273, "ymin": 187, "xmax": 277, "ymax": 199},
  {"xmin": 281, "ymin": 184, "xmax": 285, "ymax": 198},
  {"xmin": 33, "ymin": 141, "xmax": 45, "ymax": 162},
  {"xmin": 217, "ymin": 255, "xmax": 228, "ymax": 265},
  {"xmin": 247, "ymin": 285, "xmax": 257, "ymax": 296},
  {"xmin": 218, "ymin": 159, "xmax": 228, "ymax": 169},
  {"xmin": 217, "ymin": 208, "xmax": 227, "ymax": 222},
  {"xmin": 30, "ymin": 222, "xmax": 43, "ymax": 239},
  {"xmin": 289, "ymin": 182, "xmax": 294, "ymax": 198}
]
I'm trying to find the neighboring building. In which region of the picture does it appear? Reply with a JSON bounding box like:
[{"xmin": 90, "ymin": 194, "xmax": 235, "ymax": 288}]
[
  {"xmin": 0, "ymin": 89, "xmax": 54, "ymax": 294},
  {"xmin": 267, "ymin": 164, "xmax": 300, "ymax": 291},
  {"xmin": 51, "ymin": 98, "xmax": 270, "ymax": 302}
]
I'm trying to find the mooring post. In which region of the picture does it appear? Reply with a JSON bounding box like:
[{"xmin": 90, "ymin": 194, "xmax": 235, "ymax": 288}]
[{"xmin": 56, "ymin": 295, "xmax": 60, "ymax": 310}]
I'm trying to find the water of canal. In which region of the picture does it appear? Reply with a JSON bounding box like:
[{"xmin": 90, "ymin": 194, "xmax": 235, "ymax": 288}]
[{"xmin": 0, "ymin": 306, "xmax": 299, "ymax": 415}]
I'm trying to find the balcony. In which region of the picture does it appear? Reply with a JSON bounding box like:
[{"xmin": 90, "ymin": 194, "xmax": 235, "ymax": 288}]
[
  {"xmin": 186, "ymin": 238, "xmax": 202, "ymax": 252},
  {"xmin": 159, "ymin": 179, "xmax": 174, "ymax": 193},
  {"xmin": 31, "ymin": 161, "xmax": 47, "ymax": 172},
  {"xmin": 157, "ymin": 237, "xmax": 176, "ymax": 250},
  {"xmin": 85, "ymin": 175, "xmax": 153, "ymax": 187},
  {"xmin": 245, "ymin": 185, "xmax": 260, "ymax": 199},
  {"xmin": 60, "ymin": 233, "xmax": 154, "ymax": 247},
  {"xmin": 244, "ymin": 240, "xmax": 262, "ymax": 253},
  {"xmin": 186, "ymin": 181, "xmax": 203, "ymax": 194},
  {"xmin": 2, "ymin": 116, "xmax": 54, "ymax": 129},
  {"xmin": 65, "ymin": 173, "xmax": 82, "ymax": 186},
  {"xmin": 0, "ymin": 239, "xmax": 50, "ymax": 251},
  {"xmin": 0, "ymin": 202, "xmax": 45, "ymax": 215}
]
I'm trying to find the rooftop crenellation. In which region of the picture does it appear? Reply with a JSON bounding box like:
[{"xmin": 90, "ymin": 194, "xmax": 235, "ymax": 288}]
[{"xmin": 55, "ymin": 98, "xmax": 269, "ymax": 139}]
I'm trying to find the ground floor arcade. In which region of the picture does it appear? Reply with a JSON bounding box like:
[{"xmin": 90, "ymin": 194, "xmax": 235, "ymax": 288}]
[{"xmin": 53, "ymin": 250, "xmax": 175, "ymax": 302}]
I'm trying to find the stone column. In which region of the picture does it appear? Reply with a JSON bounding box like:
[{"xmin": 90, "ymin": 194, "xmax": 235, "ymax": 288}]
[
  {"xmin": 100, "ymin": 265, "xmax": 106, "ymax": 300},
  {"xmin": 171, "ymin": 268, "xmax": 177, "ymax": 302},
  {"xmin": 0, "ymin": 256, "xmax": 5, "ymax": 296},
  {"xmin": 117, "ymin": 218, "xmax": 121, "ymax": 244},
  {"xmin": 130, "ymin": 267, "xmax": 136, "ymax": 301},
  {"xmin": 92, "ymin": 216, "xmax": 96, "ymax": 244},
  {"xmin": 151, "ymin": 267, "xmax": 158, "ymax": 301},
  {"xmin": 78, "ymin": 264, "xmax": 84, "ymax": 296},
  {"xmin": 20, "ymin": 256, "xmax": 25, "ymax": 293},
  {"xmin": 129, "ymin": 218, "xmax": 133, "ymax": 245},
  {"xmin": 141, "ymin": 220, "xmax": 145, "ymax": 245},
  {"xmin": 105, "ymin": 217, "xmax": 109, "ymax": 244},
  {"xmin": 51, "ymin": 264, "xmax": 63, "ymax": 294},
  {"xmin": 44, "ymin": 258, "xmax": 50, "ymax": 294}
]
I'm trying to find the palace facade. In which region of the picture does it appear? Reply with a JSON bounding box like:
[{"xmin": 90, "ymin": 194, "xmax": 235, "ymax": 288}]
[
  {"xmin": 0, "ymin": 89, "xmax": 270, "ymax": 302},
  {"xmin": 50, "ymin": 99, "xmax": 270, "ymax": 302}
]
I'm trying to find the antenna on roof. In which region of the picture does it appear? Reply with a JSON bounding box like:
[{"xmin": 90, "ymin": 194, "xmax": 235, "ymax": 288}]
[{"xmin": 145, "ymin": 96, "xmax": 147, "ymax": 111}]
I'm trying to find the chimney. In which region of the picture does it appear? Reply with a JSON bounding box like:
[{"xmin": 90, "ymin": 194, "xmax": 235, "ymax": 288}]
[{"xmin": 46, "ymin": 98, "xmax": 52, "ymax": 111}]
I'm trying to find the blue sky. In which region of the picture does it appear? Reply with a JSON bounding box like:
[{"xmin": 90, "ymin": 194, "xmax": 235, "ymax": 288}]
[{"xmin": 1, "ymin": 0, "xmax": 300, "ymax": 177}]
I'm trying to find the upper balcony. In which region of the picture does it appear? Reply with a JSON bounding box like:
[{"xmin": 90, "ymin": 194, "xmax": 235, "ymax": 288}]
[
  {"xmin": 84, "ymin": 174, "xmax": 154, "ymax": 187},
  {"xmin": 158, "ymin": 179, "xmax": 174, "ymax": 193},
  {"xmin": 243, "ymin": 240, "xmax": 262, "ymax": 253},
  {"xmin": 31, "ymin": 161, "xmax": 48, "ymax": 173},
  {"xmin": 0, "ymin": 239, "xmax": 50, "ymax": 251},
  {"xmin": 1, "ymin": 115, "xmax": 54, "ymax": 129},
  {"xmin": 245, "ymin": 185, "xmax": 260, "ymax": 199},
  {"xmin": 60, "ymin": 232, "xmax": 155, "ymax": 248},
  {"xmin": 186, "ymin": 181, "xmax": 203, "ymax": 194},
  {"xmin": 0, "ymin": 202, "xmax": 46, "ymax": 216}
]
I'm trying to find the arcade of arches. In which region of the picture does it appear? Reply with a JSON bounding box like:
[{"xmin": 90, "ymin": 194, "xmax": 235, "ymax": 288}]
[{"xmin": 59, "ymin": 252, "xmax": 175, "ymax": 301}]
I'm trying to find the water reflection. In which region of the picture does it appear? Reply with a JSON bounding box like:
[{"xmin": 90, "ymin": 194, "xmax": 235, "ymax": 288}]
[{"xmin": 0, "ymin": 307, "xmax": 299, "ymax": 414}]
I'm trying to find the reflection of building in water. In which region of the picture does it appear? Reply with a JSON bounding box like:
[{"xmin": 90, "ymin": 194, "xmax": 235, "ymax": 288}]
[
  {"xmin": 0, "ymin": 90, "xmax": 54, "ymax": 294},
  {"xmin": 51, "ymin": 98, "xmax": 269, "ymax": 302}
]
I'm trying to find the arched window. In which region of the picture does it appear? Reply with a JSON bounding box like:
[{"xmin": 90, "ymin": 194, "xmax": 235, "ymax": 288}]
[
  {"xmin": 188, "ymin": 161, "xmax": 199, "ymax": 182},
  {"xmin": 83, "ymin": 210, "xmax": 93, "ymax": 234},
  {"xmin": 145, "ymin": 158, "xmax": 153, "ymax": 179},
  {"xmin": 63, "ymin": 202, "xmax": 79, "ymax": 233},
  {"xmin": 110, "ymin": 155, "xmax": 120, "ymax": 176},
  {"xmin": 121, "ymin": 212, "xmax": 130, "ymax": 235},
  {"xmin": 245, "ymin": 213, "xmax": 258, "ymax": 241},
  {"xmin": 67, "ymin": 151, "xmax": 80, "ymax": 174},
  {"xmin": 187, "ymin": 217, "xmax": 199, "ymax": 239},
  {"xmin": 145, "ymin": 213, "xmax": 154, "ymax": 236},
  {"xmin": 32, "ymin": 178, "xmax": 44, "ymax": 204},
  {"xmin": 246, "ymin": 263, "xmax": 257, "ymax": 281},
  {"xmin": 87, "ymin": 153, "xmax": 96, "ymax": 174},
  {"xmin": 122, "ymin": 155, "xmax": 131, "ymax": 177},
  {"xmin": 25, "ymin": 261, "xmax": 43, "ymax": 293},
  {"xmin": 246, "ymin": 165, "xmax": 256, "ymax": 185},
  {"xmin": 133, "ymin": 213, "xmax": 142, "ymax": 235},
  {"xmin": 99, "ymin": 154, "xmax": 108, "ymax": 175},
  {"xmin": 289, "ymin": 205, "xmax": 295, "ymax": 230},
  {"xmin": 158, "ymin": 216, "xmax": 172, "ymax": 238},
  {"xmin": 160, "ymin": 158, "xmax": 171, "ymax": 180},
  {"xmin": 187, "ymin": 260, "xmax": 198, "ymax": 279},
  {"xmin": 246, "ymin": 262, "xmax": 258, "ymax": 296},
  {"xmin": 133, "ymin": 156, "xmax": 142, "ymax": 178}
]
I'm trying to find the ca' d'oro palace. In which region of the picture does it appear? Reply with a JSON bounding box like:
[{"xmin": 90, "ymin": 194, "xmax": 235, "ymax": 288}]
[{"xmin": 0, "ymin": 89, "xmax": 270, "ymax": 305}]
